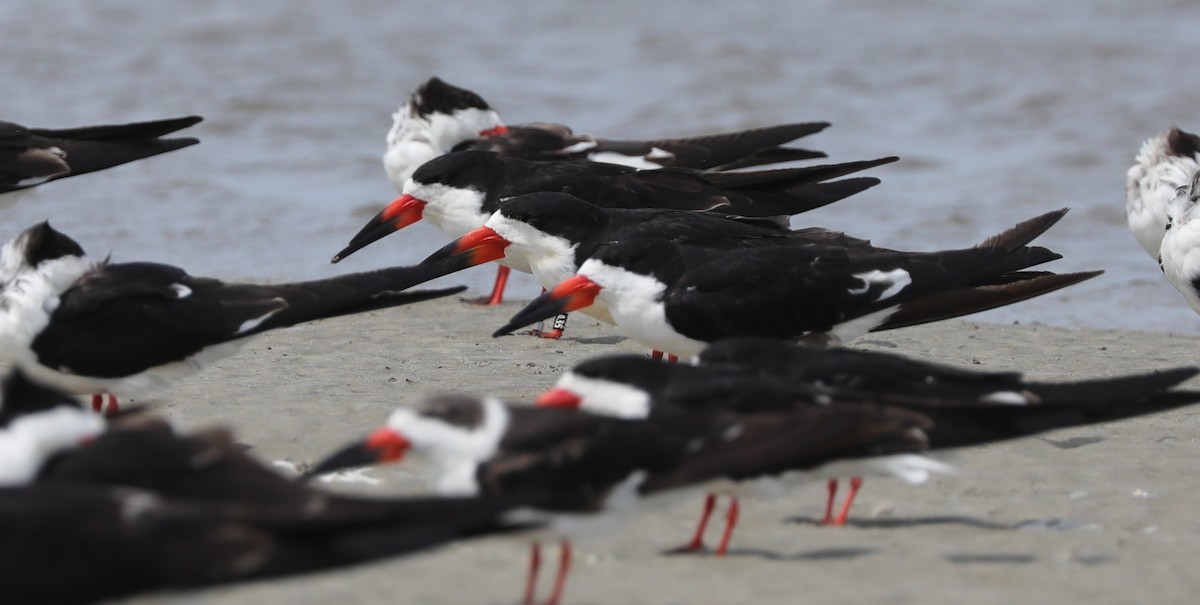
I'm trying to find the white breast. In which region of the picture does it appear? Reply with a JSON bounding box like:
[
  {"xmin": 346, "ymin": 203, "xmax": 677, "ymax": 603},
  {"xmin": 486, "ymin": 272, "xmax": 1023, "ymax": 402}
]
[{"xmin": 583, "ymin": 261, "xmax": 706, "ymax": 357}]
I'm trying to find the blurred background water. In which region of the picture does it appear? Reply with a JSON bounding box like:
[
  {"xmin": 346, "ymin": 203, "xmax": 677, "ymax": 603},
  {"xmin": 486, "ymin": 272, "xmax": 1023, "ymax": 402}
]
[{"xmin": 3, "ymin": 0, "xmax": 1198, "ymax": 332}]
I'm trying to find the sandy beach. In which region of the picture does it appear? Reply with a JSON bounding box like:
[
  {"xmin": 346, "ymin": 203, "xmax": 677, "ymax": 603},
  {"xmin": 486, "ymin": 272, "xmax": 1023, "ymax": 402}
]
[{"xmin": 105, "ymin": 293, "xmax": 1200, "ymax": 605}]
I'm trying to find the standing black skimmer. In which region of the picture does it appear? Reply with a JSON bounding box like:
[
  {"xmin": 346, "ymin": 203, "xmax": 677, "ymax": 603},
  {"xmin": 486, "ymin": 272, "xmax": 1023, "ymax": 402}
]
[
  {"xmin": 383, "ymin": 76, "xmax": 829, "ymax": 190},
  {"xmin": 0, "ymin": 372, "xmax": 532, "ymax": 604},
  {"xmin": 0, "ymin": 115, "xmax": 201, "ymax": 203},
  {"xmin": 419, "ymin": 191, "xmax": 875, "ymax": 337},
  {"xmin": 306, "ymin": 393, "xmax": 966, "ymax": 601},
  {"xmin": 1126, "ymin": 127, "xmax": 1200, "ymax": 259},
  {"xmin": 336, "ymin": 150, "xmax": 896, "ymax": 306},
  {"xmin": 535, "ymin": 351, "xmax": 1200, "ymax": 549},
  {"xmin": 1155, "ymin": 170, "xmax": 1200, "ymax": 315},
  {"xmin": 494, "ymin": 209, "xmax": 1101, "ymax": 357},
  {"xmin": 0, "ymin": 222, "xmax": 465, "ymax": 413}
]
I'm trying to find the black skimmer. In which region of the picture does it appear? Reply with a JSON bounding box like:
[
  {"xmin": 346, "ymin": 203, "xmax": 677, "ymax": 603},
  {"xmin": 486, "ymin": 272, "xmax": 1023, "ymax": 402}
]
[
  {"xmin": 1126, "ymin": 127, "xmax": 1200, "ymax": 259},
  {"xmin": 306, "ymin": 394, "xmax": 693, "ymax": 605},
  {"xmin": 306, "ymin": 393, "xmax": 960, "ymax": 601},
  {"xmin": 536, "ymin": 351, "xmax": 1200, "ymax": 549},
  {"xmin": 0, "ymin": 115, "xmax": 201, "ymax": 203},
  {"xmin": 419, "ymin": 191, "xmax": 874, "ymax": 337},
  {"xmin": 336, "ymin": 150, "xmax": 896, "ymax": 307},
  {"xmin": 0, "ymin": 373, "xmax": 532, "ymax": 604},
  {"xmin": 1155, "ymin": 170, "xmax": 1200, "ymax": 315},
  {"xmin": 494, "ymin": 209, "xmax": 1101, "ymax": 357},
  {"xmin": 383, "ymin": 76, "xmax": 829, "ymax": 190},
  {"xmin": 0, "ymin": 222, "xmax": 465, "ymax": 413},
  {"xmin": 1, "ymin": 482, "xmax": 528, "ymax": 605}
]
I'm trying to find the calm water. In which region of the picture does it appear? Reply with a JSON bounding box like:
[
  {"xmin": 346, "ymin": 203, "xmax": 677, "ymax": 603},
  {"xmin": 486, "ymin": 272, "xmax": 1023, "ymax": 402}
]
[{"xmin": 3, "ymin": 0, "xmax": 1199, "ymax": 332}]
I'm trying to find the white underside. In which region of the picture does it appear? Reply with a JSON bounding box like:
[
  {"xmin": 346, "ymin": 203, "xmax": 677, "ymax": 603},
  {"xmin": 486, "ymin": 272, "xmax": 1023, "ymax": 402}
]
[
  {"xmin": 826, "ymin": 305, "xmax": 901, "ymax": 344},
  {"xmin": 13, "ymin": 340, "xmax": 249, "ymax": 398}
]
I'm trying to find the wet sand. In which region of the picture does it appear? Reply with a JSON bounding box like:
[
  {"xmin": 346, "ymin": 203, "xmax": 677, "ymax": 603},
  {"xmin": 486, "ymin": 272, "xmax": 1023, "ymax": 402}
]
[{"xmin": 109, "ymin": 293, "xmax": 1200, "ymax": 605}]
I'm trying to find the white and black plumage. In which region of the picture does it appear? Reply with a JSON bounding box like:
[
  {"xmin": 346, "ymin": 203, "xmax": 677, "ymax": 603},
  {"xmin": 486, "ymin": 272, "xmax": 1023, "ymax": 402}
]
[
  {"xmin": 0, "ymin": 116, "xmax": 201, "ymax": 203},
  {"xmin": 418, "ymin": 191, "xmax": 875, "ymax": 336},
  {"xmin": 494, "ymin": 209, "xmax": 1101, "ymax": 357},
  {"xmin": 1156, "ymin": 169, "xmax": 1200, "ymax": 315},
  {"xmin": 1126, "ymin": 127, "xmax": 1200, "ymax": 258},
  {"xmin": 337, "ymin": 149, "xmax": 895, "ymax": 265},
  {"xmin": 537, "ymin": 349, "xmax": 1200, "ymax": 539},
  {"xmin": 306, "ymin": 393, "xmax": 947, "ymax": 599},
  {"xmin": 0, "ymin": 222, "xmax": 465, "ymax": 409},
  {"xmin": 0, "ymin": 372, "xmax": 530, "ymax": 605},
  {"xmin": 0, "ymin": 369, "xmax": 106, "ymax": 487},
  {"xmin": 2, "ymin": 482, "xmax": 527, "ymax": 605},
  {"xmin": 383, "ymin": 76, "xmax": 829, "ymax": 190}
]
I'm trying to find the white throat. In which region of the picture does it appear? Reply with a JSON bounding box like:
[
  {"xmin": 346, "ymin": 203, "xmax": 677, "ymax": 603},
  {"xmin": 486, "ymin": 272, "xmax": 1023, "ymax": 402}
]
[
  {"xmin": 404, "ymin": 179, "xmax": 491, "ymax": 239},
  {"xmin": 582, "ymin": 260, "xmax": 706, "ymax": 358}
]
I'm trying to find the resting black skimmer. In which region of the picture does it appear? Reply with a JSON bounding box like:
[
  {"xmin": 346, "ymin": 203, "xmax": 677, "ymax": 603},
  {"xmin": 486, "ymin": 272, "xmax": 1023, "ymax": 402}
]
[
  {"xmin": 337, "ymin": 150, "xmax": 895, "ymax": 306},
  {"xmin": 494, "ymin": 209, "xmax": 1101, "ymax": 357},
  {"xmin": 1155, "ymin": 170, "xmax": 1200, "ymax": 316},
  {"xmin": 306, "ymin": 393, "xmax": 956, "ymax": 601},
  {"xmin": 1126, "ymin": 127, "xmax": 1200, "ymax": 259},
  {"xmin": 0, "ymin": 115, "xmax": 201, "ymax": 203},
  {"xmin": 535, "ymin": 351, "xmax": 1200, "ymax": 550},
  {"xmin": 419, "ymin": 191, "xmax": 874, "ymax": 337},
  {"xmin": 0, "ymin": 372, "xmax": 530, "ymax": 604},
  {"xmin": 382, "ymin": 76, "xmax": 829, "ymax": 190},
  {"xmin": 0, "ymin": 222, "xmax": 465, "ymax": 413}
]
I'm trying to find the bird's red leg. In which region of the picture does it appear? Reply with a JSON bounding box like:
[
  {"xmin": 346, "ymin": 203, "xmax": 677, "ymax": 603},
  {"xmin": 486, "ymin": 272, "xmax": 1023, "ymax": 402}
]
[
  {"xmin": 651, "ymin": 351, "xmax": 664, "ymax": 360},
  {"xmin": 667, "ymin": 354, "xmax": 678, "ymax": 364},
  {"xmin": 523, "ymin": 541, "xmax": 541, "ymax": 605},
  {"xmin": 714, "ymin": 496, "xmax": 740, "ymax": 556},
  {"xmin": 543, "ymin": 539, "xmax": 572, "ymax": 605},
  {"xmin": 471, "ymin": 265, "xmax": 511, "ymax": 306},
  {"xmin": 832, "ymin": 476, "xmax": 864, "ymax": 526},
  {"xmin": 666, "ymin": 492, "xmax": 716, "ymax": 553},
  {"xmin": 104, "ymin": 394, "xmax": 120, "ymax": 415},
  {"xmin": 821, "ymin": 478, "xmax": 839, "ymax": 525},
  {"xmin": 91, "ymin": 394, "xmax": 104, "ymax": 413},
  {"xmin": 537, "ymin": 313, "xmax": 567, "ymax": 339}
]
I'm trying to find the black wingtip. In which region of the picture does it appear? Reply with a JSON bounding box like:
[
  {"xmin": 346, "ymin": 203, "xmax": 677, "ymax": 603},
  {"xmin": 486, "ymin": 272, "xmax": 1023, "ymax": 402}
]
[{"xmin": 975, "ymin": 208, "xmax": 1070, "ymax": 251}]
